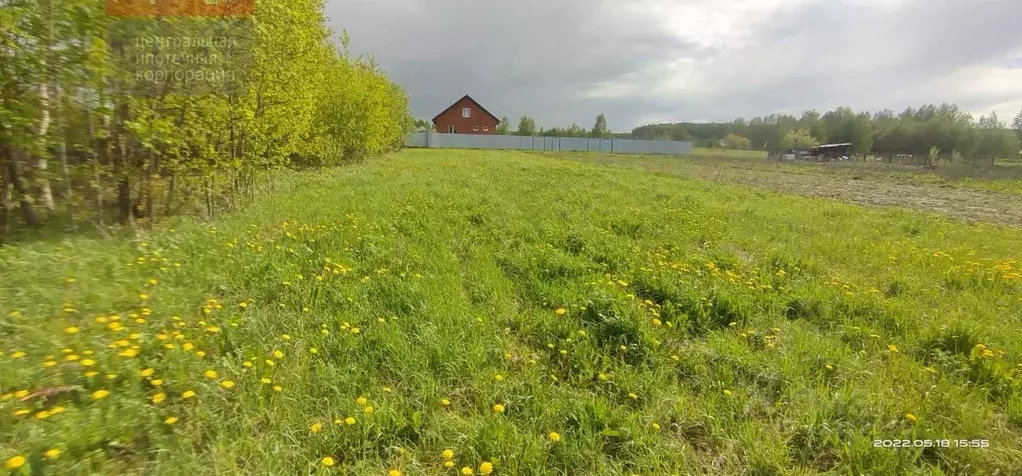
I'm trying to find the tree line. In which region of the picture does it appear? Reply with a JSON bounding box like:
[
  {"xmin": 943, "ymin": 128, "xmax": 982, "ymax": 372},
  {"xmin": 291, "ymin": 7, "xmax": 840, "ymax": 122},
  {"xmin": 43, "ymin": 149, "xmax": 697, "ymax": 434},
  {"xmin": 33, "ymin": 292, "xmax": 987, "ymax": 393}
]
[
  {"xmin": 632, "ymin": 105, "xmax": 1022, "ymax": 162},
  {"xmin": 0, "ymin": 0, "xmax": 411, "ymax": 245},
  {"xmin": 413, "ymin": 113, "xmax": 618, "ymax": 139}
]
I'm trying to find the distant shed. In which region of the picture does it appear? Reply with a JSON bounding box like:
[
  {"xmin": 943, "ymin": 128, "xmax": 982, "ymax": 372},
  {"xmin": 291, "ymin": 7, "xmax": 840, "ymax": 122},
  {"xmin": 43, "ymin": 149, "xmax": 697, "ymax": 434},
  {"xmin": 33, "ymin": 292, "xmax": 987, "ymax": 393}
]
[{"xmin": 810, "ymin": 143, "xmax": 852, "ymax": 160}]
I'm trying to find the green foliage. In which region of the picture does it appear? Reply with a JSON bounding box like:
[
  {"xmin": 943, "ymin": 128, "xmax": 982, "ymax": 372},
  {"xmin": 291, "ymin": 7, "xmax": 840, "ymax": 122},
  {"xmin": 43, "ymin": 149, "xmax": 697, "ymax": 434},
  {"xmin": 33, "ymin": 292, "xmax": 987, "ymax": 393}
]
[
  {"xmin": 591, "ymin": 113, "xmax": 608, "ymax": 138},
  {"xmin": 723, "ymin": 133, "xmax": 751, "ymax": 150},
  {"xmin": 496, "ymin": 116, "xmax": 510, "ymax": 135},
  {"xmin": 0, "ymin": 2, "xmax": 409, "ymax": 241},
  {"xmin": 516, "ymin": 116, "xmax": 537, "ymax": 136},
  {"xmin": 780, "ymin": 129, "xmax": 820, "ymax": 149}
]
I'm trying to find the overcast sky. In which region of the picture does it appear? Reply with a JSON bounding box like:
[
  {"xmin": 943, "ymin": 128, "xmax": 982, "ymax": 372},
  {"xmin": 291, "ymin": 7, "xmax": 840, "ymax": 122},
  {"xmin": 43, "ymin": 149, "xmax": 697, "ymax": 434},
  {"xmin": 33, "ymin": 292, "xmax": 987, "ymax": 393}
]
[{"xmin": 325, "ymin": 0, "xmax": 1022, "ymax": 132}]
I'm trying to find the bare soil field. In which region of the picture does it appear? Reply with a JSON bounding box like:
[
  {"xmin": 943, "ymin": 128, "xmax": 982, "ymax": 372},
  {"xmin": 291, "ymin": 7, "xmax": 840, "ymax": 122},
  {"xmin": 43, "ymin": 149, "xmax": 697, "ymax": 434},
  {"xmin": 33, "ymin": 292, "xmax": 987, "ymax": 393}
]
[{"xmin": 551, "ymin": 151, "xmax": 1022, "ymax": 226}]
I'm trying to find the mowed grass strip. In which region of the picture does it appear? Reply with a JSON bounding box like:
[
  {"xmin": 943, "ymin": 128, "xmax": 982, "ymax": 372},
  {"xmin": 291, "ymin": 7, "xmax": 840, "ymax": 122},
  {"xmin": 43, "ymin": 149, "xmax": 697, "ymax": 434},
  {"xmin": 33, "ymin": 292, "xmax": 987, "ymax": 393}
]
[{"xmin": 1, "ymin": 148, "xmax": 1020, "ymax": 474}]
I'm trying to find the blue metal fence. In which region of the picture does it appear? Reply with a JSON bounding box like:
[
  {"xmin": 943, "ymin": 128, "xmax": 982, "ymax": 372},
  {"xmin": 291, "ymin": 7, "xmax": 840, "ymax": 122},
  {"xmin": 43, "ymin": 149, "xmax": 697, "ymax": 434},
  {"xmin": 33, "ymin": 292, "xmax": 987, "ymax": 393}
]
[{"xmin": 405, "ymin": 132, "xmax": 692, "ymax": 155}]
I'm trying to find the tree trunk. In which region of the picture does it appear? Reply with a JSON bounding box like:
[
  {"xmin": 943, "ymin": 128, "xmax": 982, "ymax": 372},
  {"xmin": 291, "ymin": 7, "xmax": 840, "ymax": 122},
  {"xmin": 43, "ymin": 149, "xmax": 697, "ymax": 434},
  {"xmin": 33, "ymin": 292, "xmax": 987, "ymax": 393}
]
[
  {"xmin": 35, "ymin": 0, "xmax": 55, "ymax": 213},
  {"xmin": 55, "ymin": 85, "xmax": 75, "ymax": 231}
]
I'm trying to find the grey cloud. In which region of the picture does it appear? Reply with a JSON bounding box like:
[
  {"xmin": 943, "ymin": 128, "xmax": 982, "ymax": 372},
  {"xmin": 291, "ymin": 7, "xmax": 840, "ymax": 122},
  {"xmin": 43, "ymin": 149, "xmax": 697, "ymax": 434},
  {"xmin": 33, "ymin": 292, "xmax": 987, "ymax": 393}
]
[{"xmin": 326, "ymin": 0, "xmax": 1022, "ymax": 131}]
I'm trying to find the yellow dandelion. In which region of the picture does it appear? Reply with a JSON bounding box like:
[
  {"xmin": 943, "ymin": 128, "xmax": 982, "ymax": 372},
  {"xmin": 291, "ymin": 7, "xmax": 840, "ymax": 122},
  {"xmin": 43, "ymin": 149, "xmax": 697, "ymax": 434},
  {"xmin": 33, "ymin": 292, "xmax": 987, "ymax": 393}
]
[
  {"xmin": 14, "ymin": 409, "xmax": 31, "ymax": 416},
  {"xmin": 350, "ymin": 327, "xmax": 360, "ymax": 334},
  {"xmin": 273, "ymin": 386, "xmax": 282, "ymax": 392},
  {"xmin": 310, "ymin": 348, "xmax": 318, "ymax": 354},
  {"xmin": 492, "ymin": 403, "xmax": 505, "ymax": 413},
  {"xmin": 651, "ymin": 422, "xmax": 661, "ymax": 430},
  {"xmin": 195, "ymin": 351, "xmax": 206, "ymax": 358},
  {"xmin": 182, "ymin": 390, "xmax": 196, "ymax": 399},
  {"xmin": 461, "ymin": 467, "xmax": 473, "ymax": 475},
  {"xmin": 84, "ymin": 371, "xmax": 99, "ymax": 377},
  {"xmin": 554, "ymin": 308, "xmax": 567, "ymax": 316},
  {"xmin": 444, "ymin": 461, "xmax": 455, "ymax": 468},
  {"xmin": 443, "ymin": 449, "xmax": 455, "ymax": 459},
  {"xmin": 321, "ymin": 456, "xmax": 335, "ymax": 467},
  {"xmin": 221, "ymin": 380, "xmax": 235, "ymax": 389},
  {"xmin": 65, "ymin": 326, "xmax": 80, "ymax": 334},
  {"xmin": 389, "ymin": 470, "xmax": 401, "ymax": 476},
  {"xmin": 204, "ymin": 370, "xmax": 217, "ymax": 379},
  {"xmin": 905, "ymin": 413, "xmax": 917, "ymax": 423},
  {"xmin": 549, "ymin": 431, "xmax": 561, "ymax": 441},
  {"xmin": 281, "ymin": 334, "xmax": 291, "ymax": 341},
  {"xmin": 356, "ymin": 396, "xmax": 368, "ymax": 406},
  {"xmin": 42, "ymin": 360, "xmax": 57, "ymax": 368},
  {"xmin": 363, "ymin": 406, "xmax": 374, "ymax": 414},
  {"xmin": 92, "ymin": 389, "xmax": 110, "ymax": 400},
  {"xmin": 35, "ymin": 410, "xmax": 53, "ymax": 420},
  {"xmin": 6, "ymin": 455, "xmax": 26, "ymax": 469},
  {"xmin": 480, "ymin": 462, "xmax": 493, "ymax": 475},
  {"xmin": 151, "ymin": 392, "xmax": 166, "ymax": 404},
  {"xmin": 183, "ymin": 343, "xmax": 194, "ymax": 351},
  {"xmin": 311, "ymin": 422, "xmax": 323, "ymax": 433},
  {"xmin": 151, "ymin": 379, "xmax": 163, "ymax": 386},
  {"xmin": 165, "ymin": 416, "xmax": 178, "ymax": 424},
  {"xmin": 243, "ymin": 361, "xmax": 253, "ymax": 368},
  {"xmin": 265, "ymin": 359, "xmax": 275, "ymax": 367},
  {"xmin": 628, "ymin": 392, "xmax": 638, "ymax": 400},
  {"xmin": 440, "ymin": 398, "xmax": 451, "ymax": 407},
  {"xmin": 260, "ymin": 378, "xmax": 272, "ymax": 384},
  {"xmin": 494, "ymin": 374, "xmax": 504, "ymax": 381},
  {"xmin": 10, "ymin": 351, "xmax": 26, "ymax": 359},
  {"xmin": 273, "ymin": 350, "xmax": 284, "ymax": 359},
  {"xmin": 44, "ymin": 448, "xmax": 61, "ymax": 459},
  {"xmin": 344, "ymin": 416, "xmax": 356, "ymax": 425},
  {"xmin": 723, "ymin": 389, "xmax": 733, "ymax": 397},
  {"xmin": 888, "ymin": 344, "xmax": 899, "ymax": 353}
]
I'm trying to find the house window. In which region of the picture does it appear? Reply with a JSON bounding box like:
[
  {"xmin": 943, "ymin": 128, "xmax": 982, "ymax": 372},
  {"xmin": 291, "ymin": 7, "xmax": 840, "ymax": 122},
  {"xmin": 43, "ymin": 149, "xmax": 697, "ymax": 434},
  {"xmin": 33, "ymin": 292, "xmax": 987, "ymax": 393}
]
[
  {"xmin": 462, "ymin": 107, "xmax": 471, "ymax": 118},
  {"xmin": 483, "ymin": 126, "xmax": 489, "ymax": 131},
  {"xmin": 448, "ymin": 125, "xmax": 456, "ymax": 133},
  {"xmin": 473, "ymin": 125, "xmax": 479, "ymax": 131}
]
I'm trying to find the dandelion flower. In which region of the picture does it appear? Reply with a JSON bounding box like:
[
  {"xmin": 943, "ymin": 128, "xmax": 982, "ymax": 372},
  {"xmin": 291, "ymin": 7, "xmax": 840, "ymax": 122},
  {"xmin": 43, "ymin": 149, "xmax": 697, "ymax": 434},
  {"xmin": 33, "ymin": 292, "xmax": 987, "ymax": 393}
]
[
  {"xmin": 444, "ymin": 461, "xmax": 455, "ymax": 468},
  {"xmin": 260, "ymin": 378, "xmax": 272, "ymax": 384},
  {"xmin": 598, "ymin": 373, "xmax": 609, "ymax": 381},
  {"xmin": 92, "ymin": 389, "xmax": 110, "ymax": 400},
  {"xmin": 165, "ymin": 416, "xmax": 178, "ymax": 424},
  {"xmin": 182, "ymin": 390, "xmax": 196, "ymax": 399},
  {"xmin": 204, "ymin": 370, "xmax": 217, "ymax": 379},
  {"xmin": 479, "ymin": 462, "xmax": 493, "ymax": 475},
  {"xmin": 151, "ymin": 379, "xmax": 163, "ymax": 386},
  {"xmin": 389, "ymin": 470, "xmax": 401, "ymax": 476},
  {"xmin": 243, "ymin": 361, "xmax": 253, "ymax": 368},
  {"xmin": 273, "ymin": 350, "xmax": 284, "ymax": 359},
  {"xmin": 492, "ymin": 403, "xmax": 505, "ymax": 413},
  {"xmin": 344, "ymin": 416, "xmax": 356, "ymax": 425},
  {"xmin": 628, "ymin": 392, "xmax": 638, "ymax": 400},
  {"xmin": 363, "ymin": 406, "xmax": 374, "ymax": 414},
  {"xmin": 14, "ymin": 409, "xmax": 30, "ymax": 416},
  {"xmin": 10, "ymin": 351, "xmax": 26, "ymax": 359},
  {"xmin": 65, "ymin": 326, "xmax": 80, "ymax": 334},
  {"xmin": 461, "ymin": 467, "xmax": 473, "ymax": 475},
  {"xmin": 221, "ymin": 380, "xmax": 235, "ymax": 389},
  {"xmin": 265, "ymin": 359, "xmax": 275, "ymax": 367},
  {"xmin": 151, "ymin": 392, "xmax": 166, "ymax": 404},
  {"xmin": 14, "ymin": 390, "xmax": 29, "ymax": 398},
  {"xmin": 554, "ymin": 308, "xmax": 567, "ymax": 316},
  {"xmin": 440, "ymin": 398, "xmax": 451, "ymax": 407},
  {"xmin": 84, "ymin": 371, "xmax": 99, "ymax": 377},
  {"xmin": 273, "ymin": 386, "xmax": 282, "ymax": 392},
  {"xmin": 356, "ymin": 396, "xmax": 368, "ymax": 406},
  {"xmin": 494, "ymin": 374, "xmax": 504, "ymax": 381},
  {"xmin": 311, "ymin": 422, "xmax": 323, "ymax": 433},
  {"xmin": 43, "ymin": 360, "xmax": 57, "ymax": 367},
  {"xmin": 905, "ymin": 413, "xmax": 917, "ymax": 423},
  {"xmin": 281, "ymin": 334, "xmax": 291, "ymax": 341},
  {"xmin": 723, "ymin": 389, "xmax": 733, "ymax": 397},
  {"xmin": 443, "ymin": 449, "xmax": 455, "ymax": 460},
  {"xmin": 888, "ymin": 344, "xmax": 899, "ymax": 353},
  {"xmin": 44, "ymin": 448, "xmax": 61, "ymax": 459},
  {"xmin": 651, "ymin": 423, "xmax": 661, "ymax": 431},
  {"xmin": 549, "ymin": 432, "xmax": 561, "ymax": 441},
  {"xmin": 321, "ymin": 456, "xmax": 335, "ymax": 467},
  {"xmin": 195, "ymin": 351, "xmax": 207, "ymax": 358},
  {"xmin": 310, "ymin": 348, "xmax": 318, "ymax": 354},
  {"xmin": 6, "ymin": 455, "xmax": 26, "ymax": 469}
]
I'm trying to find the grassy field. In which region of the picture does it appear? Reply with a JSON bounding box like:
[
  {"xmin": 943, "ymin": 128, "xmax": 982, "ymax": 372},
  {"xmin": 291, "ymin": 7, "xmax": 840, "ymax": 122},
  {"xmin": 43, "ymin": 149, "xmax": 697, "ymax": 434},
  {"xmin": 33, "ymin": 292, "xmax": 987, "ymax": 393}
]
[{"xmin": 2, "ymin": 148, "xmax": 1021, "ymax": 475}]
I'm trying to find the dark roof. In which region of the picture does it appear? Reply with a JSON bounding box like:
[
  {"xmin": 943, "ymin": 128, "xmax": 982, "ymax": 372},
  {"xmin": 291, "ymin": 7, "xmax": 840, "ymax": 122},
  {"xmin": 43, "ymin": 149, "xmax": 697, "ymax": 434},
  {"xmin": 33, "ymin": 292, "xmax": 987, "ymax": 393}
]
[{"xmin": 432, "ymin": 95, "xmax": 500, "ymax": 124}]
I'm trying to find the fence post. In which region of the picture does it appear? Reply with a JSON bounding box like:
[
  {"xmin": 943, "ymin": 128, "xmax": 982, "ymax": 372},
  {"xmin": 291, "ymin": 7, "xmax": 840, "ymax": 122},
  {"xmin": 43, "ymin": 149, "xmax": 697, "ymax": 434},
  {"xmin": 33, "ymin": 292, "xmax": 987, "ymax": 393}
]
[{"xmin": 611, "ymin": 139, "xmax": 615, "ymax": 154}]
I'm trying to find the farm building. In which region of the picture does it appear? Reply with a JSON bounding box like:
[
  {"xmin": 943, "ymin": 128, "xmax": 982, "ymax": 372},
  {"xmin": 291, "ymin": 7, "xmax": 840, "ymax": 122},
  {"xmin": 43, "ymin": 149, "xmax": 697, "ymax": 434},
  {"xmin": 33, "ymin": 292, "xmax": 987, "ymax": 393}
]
[
  {"xmin": 432, "ymin": 95, "xmax": 500, "ymax": 135},
  {"xmin": 810, "ymin": 143, "xmax": 852, "ymax": 160}
]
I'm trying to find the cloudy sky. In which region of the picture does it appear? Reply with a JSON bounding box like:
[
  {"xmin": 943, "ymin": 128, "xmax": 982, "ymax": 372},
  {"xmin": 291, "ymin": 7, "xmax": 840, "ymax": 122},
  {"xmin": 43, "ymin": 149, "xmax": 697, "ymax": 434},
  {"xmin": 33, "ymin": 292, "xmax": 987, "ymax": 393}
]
[{"xmin": 325, "ymin": 0, "xmax": 1022, "ymax": 132}]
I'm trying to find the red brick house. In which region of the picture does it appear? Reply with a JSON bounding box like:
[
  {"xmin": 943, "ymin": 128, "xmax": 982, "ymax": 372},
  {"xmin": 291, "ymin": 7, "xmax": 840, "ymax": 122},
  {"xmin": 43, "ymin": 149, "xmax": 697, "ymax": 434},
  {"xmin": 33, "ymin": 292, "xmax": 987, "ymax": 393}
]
[{"xmin": 432, "ymin": 95, "xmax": 500, "ymax": 134}]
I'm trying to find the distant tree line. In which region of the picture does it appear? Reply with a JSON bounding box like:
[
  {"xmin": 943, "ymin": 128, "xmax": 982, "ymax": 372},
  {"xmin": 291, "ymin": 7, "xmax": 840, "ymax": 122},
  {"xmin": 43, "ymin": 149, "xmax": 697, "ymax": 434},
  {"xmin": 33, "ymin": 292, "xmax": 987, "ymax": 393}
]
[{"xmin": 631, "ymin": 105, "xmax": 1022, "ymax": 162}]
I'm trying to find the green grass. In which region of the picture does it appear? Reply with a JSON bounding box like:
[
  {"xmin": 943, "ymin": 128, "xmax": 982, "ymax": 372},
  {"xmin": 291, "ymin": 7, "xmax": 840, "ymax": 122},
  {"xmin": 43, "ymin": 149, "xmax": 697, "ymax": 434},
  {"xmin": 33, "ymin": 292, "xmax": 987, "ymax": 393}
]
[{"xmin": 2, "ymin": 149, "xmax": 1021, "ymax": 475}]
